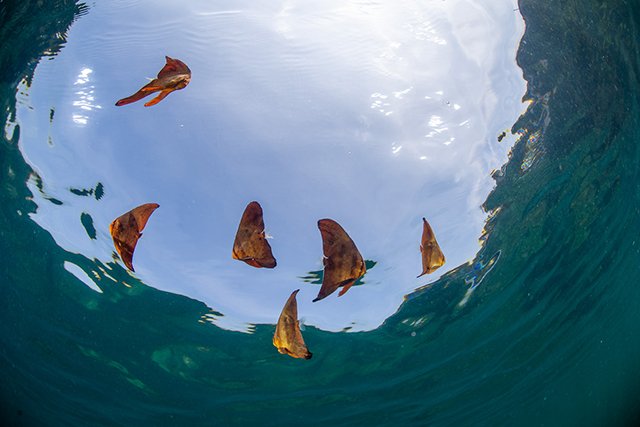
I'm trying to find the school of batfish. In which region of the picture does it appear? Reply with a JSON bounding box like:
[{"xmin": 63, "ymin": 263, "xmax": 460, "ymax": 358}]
[{"xmin": 111, "ymin": 56, "xmax": 445, "ymax": 360}]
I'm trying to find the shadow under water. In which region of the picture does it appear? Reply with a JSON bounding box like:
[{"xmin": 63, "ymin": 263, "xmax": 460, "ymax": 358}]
[{"xmin": 2, "ymin": 0, "xmax": 640, "ymax": 426}]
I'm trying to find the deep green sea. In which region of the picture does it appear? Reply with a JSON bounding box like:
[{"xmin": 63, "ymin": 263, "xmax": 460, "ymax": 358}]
[{"xmin": 2, "ymin": 0, "xmax": 640, "ymax": 426}]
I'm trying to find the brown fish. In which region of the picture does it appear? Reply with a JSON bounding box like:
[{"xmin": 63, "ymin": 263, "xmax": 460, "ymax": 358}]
[
  {"xmin": 313, "ymin": 219, "xmax": 366, "ymax": 302},
  {"xmin": 273, "ymin": 289, "xmax": 312, "ymax": 359},
  {"xmin": 232, "ymin": 201, "xmax": 276, "ymax": 268},
  {"xmin": 109, "ymin": 203, "xmax": 159, "ymax": 271},
  {"xmin": 417, "ymin": 217, "xmax": 445, "ymax": 277},
  {"xmin": 115, "ymin": 56, "xmax": 191, "ymax": 107}
]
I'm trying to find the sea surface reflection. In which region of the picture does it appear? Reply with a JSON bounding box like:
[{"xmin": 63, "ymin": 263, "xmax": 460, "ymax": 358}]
[{"xmin": 17, "ymin": 0, "xmax": 526, "ymax": 331}]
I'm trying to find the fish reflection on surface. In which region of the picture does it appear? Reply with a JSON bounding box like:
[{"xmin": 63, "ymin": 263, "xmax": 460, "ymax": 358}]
[
  {"xmin": 417, "ymin": 217, "xmax": 445, "ymax": 277},
  {"xmin": 301, "ymin": 259, "xmax": 377, "ymax": 287},
  {"xmin": 273, "ymin": 289, "xmax": 312, "ymax": 360},
  {"xmin": 313, "ymin": 219, "xmax": 366, "ymax": 302},
  {"xmin": 115, "ymin": 56, "xmax": 191, "ymax": 107},
  {"xmin": 232, "ymin": 201, "xmax": 277, "ymax": 268},
  {"xmin": 109, "ymin": 203, "xmax": 159, "ymax": 271}
]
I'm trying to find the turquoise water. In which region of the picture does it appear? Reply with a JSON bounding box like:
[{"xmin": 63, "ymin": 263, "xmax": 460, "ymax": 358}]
[{"xmin": 2, "ymin": 0, "xmax": 640, "ymax": 426}]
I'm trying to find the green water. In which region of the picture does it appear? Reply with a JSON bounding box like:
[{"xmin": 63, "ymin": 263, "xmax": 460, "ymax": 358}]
[{"xmin": 2, "ymin": 0, "xmax": 640, "ymax": 426}]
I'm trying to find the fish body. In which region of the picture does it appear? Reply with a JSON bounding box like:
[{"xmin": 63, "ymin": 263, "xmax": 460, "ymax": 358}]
[
  {"xmin": 273, "ymin": 290, "xmax": 312, "ymax": 359},
  {"xmin": 116, "ymin": 56, "xmax": 191, "ymax": 107},
  {"xmin": 109, "ymin": 203, "xmax": 159, "ymax": 271},
  {"xmin": 313, "ymin": 219, "xmax": 366, "ymax": 302},
  {"xmin": 417, "ymin": 217, "xmax": 445, "ymax": 277},
  {"xmin": 232, "ymin": 201, "xmax": 277, "ymax": 268}
]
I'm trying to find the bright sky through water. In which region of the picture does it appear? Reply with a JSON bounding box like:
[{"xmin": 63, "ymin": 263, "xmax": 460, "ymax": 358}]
[{"xmin": 17, "ymin": 0, "xmax": 526, "ymax": 332}]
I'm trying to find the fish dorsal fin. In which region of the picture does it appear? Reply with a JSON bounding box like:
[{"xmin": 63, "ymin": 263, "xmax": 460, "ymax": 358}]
[
  {"xmin": 273, "ymin": 290, "xmax": 312, "ymax": 359},
  {"xmin": 157, "ymin": 56, "xmax": 190, "ymax": 79},
  {"xmin": 130, "ymin": 203, "xmax": 160, "ymax": 232},
  {"xmin": 232, "ymin": 201, "xmax": 277, "ymax": 268},
  {"xmin": 313, "ymin": 219, "xmax": 365, "ymax": 302}
]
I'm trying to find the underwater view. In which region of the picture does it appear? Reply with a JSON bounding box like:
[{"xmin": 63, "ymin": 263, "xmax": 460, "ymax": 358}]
[{"xmin": 1, "ymin": 0, "xmax": 639, "ymax": 425}]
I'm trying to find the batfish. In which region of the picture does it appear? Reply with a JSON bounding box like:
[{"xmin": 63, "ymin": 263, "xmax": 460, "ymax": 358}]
[
  {"xmin": 232, "ymin": 201, "xmax": 276, "ymax": 268},
  {"xmin": 417, "ymin": 217, "xmax": 445, "ymax": 277},
  {"xmin": 109, "ymin": 203, "xmax": 159, "ymax": 271},
  {"xmin": 273, "ymin": 289, "xmax": 312, "ymax": 359},
  {"xmin": 313, "ymin": 219, "xmax": 366, "ymax": 302},
  {"xmin": 115, "ymin": 56, "xmax": 191, "ymax": 107}
]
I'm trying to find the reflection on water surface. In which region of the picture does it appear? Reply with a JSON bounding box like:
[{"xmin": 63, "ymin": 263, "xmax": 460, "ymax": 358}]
[{"xmin": 17, "ymin": 0, "xmax": 526, "ymax": 331}]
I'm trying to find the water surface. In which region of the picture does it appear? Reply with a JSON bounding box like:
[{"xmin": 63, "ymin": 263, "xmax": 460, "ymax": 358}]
[
  {"xmin": 2, "ymin": 0, "xmax": 640, "ymax": 426},
  {"xmin": 16, "ymin": 0, "xmax": 525, "ymax": 331}
]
